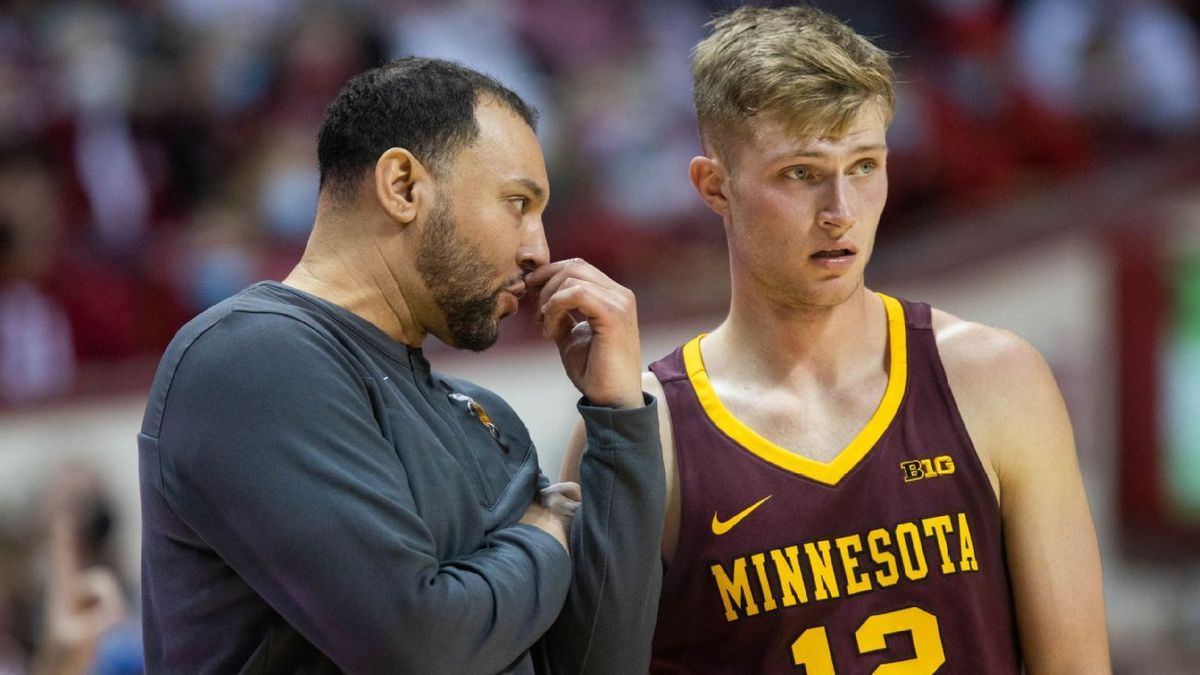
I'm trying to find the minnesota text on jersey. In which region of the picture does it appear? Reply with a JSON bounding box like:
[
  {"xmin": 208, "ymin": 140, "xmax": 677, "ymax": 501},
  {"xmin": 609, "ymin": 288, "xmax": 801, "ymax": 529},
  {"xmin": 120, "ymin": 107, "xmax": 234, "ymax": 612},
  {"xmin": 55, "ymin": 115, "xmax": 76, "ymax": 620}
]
[{"xmin": 710, "ymin": 511, "xmax": 979, "ymax": 622}]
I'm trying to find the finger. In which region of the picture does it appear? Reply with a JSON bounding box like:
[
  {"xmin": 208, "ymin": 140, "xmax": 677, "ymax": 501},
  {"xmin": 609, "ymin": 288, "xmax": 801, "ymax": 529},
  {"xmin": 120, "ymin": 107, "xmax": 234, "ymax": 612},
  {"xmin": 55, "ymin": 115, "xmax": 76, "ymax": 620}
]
[
  {"xmin": 531, "ymin": 259, "xmax": 619, "ymax": 312},
  {"xmin": 542, "ymin": 481, "xmax": 582, "ymax": 502},
  {"xmin": 541, "ymin": 492, "xmax": 581, "ymax": 518},
  {"xmin": 526, "ymin": 258, "xmax": 608, "ymax": 290},
  {"xmin": 540, "ymin": 303, "xmax": 580, "ymax": 343},
  {"xmin": 524, "ymin": 260, "xmax": 573, "ymax": 305},
  {"xmin": 47, "ymin": 506, "xmax": 82, "ymax": 600},
  {"xmin": 541, "ymin": 282, "xmax": 599, "ymax": 342},
  {"xmin": 76, "ymin": 567, "xmax": 125, "ymax": 634},
  {"xmin": 541, "ymin": 280, "xmax": 631, "ymax": 342}
]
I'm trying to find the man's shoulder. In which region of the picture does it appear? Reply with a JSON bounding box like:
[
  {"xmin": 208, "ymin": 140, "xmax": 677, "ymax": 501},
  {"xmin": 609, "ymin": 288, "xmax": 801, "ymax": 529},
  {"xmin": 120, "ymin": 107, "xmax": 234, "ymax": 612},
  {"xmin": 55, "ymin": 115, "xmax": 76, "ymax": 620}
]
[
  {"xmin": 142, "ymin": 284, "xmax": 354, "ymax": 437},
  {"xmin": 159, "ymin": 284, "xmax": 334, "ymax": 377},
  {"xmin": 929, "ymin": 307, "xmax": 1063, "ymax": 453},
  {"xmin": 929, "ymin": 308, "xmax": 1051, "ymax": 388}
]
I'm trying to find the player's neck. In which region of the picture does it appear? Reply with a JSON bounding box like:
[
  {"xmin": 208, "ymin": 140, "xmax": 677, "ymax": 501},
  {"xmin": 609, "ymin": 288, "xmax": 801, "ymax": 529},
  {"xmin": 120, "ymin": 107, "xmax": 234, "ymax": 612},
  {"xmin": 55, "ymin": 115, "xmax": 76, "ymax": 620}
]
[
  {"xmin": 283, "ymin": 208, "xmax": 428, "ymax": 347},
  {"xmin": 708, "ymin": 286, "xmax": 886, "ymax": 385}
]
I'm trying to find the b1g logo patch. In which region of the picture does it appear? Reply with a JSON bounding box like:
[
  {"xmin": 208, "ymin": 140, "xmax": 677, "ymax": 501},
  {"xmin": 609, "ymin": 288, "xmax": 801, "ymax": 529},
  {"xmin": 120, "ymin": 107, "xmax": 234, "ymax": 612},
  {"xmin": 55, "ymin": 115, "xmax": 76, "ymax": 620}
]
[{"xmin": 901, "ymin": 456, "xmax": 955, "ymax": 482}]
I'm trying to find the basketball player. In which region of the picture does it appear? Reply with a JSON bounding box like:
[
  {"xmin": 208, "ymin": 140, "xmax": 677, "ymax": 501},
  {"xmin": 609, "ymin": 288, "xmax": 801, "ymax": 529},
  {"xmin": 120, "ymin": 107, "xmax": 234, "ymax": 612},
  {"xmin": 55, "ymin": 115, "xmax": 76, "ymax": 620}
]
[{"xmin": 562, "ymin": 6, "xmax": 1110, "ymax": 672}]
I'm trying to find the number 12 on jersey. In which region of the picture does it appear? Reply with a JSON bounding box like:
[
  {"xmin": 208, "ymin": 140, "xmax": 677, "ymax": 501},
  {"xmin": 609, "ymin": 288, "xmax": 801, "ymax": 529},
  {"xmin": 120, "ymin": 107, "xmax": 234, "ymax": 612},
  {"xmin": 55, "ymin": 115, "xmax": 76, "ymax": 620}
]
[{"xmin": 792, "ymin": 606, "xmax": 945, "ymax": 674}]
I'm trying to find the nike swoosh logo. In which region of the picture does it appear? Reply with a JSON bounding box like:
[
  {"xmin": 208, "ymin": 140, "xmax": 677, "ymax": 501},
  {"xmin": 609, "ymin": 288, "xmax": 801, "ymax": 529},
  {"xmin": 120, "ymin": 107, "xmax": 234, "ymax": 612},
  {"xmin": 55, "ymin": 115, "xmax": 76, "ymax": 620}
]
[{"xmin": 711, "ymin": 495, "xmax": 772, "ymax": 535}]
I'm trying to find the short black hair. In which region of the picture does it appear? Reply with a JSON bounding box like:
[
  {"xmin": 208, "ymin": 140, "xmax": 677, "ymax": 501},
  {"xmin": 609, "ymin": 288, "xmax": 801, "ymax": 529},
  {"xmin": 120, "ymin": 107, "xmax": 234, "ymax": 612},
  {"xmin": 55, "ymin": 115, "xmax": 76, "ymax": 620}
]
[{"xmin": 317, "ymin": 57, "xmax": 538, "ymax": 204}]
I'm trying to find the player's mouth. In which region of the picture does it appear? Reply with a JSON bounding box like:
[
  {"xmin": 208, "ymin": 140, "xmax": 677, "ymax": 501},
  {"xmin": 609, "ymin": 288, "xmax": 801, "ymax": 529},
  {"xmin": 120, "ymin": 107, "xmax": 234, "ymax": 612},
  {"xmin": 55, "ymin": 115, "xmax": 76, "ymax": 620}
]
[
  {"xmin": 811, "ymin": 248, "xmax": 854, "ymax": 259},
  {"xmin": 809, "ymin": 244, "xmax": 858, "ymax": 270}
]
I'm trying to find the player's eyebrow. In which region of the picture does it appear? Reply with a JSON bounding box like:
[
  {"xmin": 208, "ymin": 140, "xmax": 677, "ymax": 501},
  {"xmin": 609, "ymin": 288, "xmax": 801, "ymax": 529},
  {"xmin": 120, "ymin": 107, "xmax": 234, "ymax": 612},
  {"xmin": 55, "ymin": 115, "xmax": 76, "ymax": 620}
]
[{"xmin": 773, "ymin": 143, "xmax": 889, "ymax": 161}]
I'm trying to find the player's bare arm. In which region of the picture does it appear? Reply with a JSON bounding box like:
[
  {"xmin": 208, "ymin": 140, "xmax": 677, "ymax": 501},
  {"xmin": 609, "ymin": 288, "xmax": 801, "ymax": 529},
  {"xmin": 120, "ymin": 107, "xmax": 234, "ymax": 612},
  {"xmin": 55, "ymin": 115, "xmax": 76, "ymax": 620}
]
[{"xmin": 934, "ymin": 309, "xmax": 1111, "ymax": 673}]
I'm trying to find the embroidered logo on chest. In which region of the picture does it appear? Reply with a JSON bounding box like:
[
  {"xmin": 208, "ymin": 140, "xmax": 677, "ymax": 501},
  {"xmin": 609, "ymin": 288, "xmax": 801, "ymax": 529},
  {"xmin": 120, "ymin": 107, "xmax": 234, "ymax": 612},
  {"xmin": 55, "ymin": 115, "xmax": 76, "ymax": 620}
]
[
  {"xmin": 447, "ymin": 392, "xmax": 500, "ymax": 440},
  {"xmin": 711, "ymin": 495, "xmax": 772, "ymax": 535},
  {"xmin": 900, "ymin": 455, "xmax": 955, "ymax": 482}
]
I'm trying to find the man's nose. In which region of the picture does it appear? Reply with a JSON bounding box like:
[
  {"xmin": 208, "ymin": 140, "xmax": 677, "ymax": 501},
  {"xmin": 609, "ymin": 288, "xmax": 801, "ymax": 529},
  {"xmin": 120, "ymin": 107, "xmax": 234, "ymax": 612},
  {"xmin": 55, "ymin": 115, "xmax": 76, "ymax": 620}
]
[
  {"xmin": 519, "ymin": 219, "xmax": 550, "ymax": 272},
  {"xmin": 818, "ymin": 175, "xmax": 855, "ymax": 234}
]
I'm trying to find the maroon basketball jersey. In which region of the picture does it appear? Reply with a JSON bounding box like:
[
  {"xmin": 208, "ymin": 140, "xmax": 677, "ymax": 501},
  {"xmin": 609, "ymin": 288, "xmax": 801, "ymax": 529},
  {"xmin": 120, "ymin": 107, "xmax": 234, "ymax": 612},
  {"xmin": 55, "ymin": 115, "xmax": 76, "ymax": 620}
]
[{"xmin": 649, "ymin": 295, "xmax": 1021, "ymax": 674}]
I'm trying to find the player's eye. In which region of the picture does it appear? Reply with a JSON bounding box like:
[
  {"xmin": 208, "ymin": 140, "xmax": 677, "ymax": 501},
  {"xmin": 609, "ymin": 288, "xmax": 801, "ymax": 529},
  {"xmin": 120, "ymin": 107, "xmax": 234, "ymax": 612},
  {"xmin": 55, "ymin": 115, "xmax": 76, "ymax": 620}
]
[
  {"xmin": 509, "ymin": 197, "xmax": 529, "ymax": 213},
  {"xmin": 782, "ymin": 166, "xmax": 816, "ymax": 181},
  {"xmin": 854, "ymin": 159, "xmax": 878, "ymax": 175}
]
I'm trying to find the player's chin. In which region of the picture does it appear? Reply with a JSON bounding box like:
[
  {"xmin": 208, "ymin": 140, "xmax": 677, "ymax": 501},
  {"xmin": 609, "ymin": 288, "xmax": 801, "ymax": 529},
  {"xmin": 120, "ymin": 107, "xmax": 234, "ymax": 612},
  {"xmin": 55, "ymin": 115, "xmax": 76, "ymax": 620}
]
[{"xmin": 800, "ymin": 276, "xmax": 863, "ymax": 307}]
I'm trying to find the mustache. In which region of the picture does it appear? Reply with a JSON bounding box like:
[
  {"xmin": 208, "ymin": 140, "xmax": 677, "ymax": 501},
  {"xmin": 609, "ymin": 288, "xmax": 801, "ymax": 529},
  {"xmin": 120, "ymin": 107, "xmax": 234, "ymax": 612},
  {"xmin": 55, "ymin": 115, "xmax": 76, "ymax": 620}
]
[{"xmin": 497, "ymin": 271, "xmax": 530, "ymax": 298}]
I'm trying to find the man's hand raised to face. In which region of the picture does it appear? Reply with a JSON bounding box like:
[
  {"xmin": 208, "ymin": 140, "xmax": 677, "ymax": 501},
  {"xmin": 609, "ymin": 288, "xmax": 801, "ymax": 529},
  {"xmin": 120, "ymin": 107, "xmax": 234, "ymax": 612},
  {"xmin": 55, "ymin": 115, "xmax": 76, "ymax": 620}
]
[{"xmin": 525, "ymin": 259, "xmax": 644, "ymax": 409}]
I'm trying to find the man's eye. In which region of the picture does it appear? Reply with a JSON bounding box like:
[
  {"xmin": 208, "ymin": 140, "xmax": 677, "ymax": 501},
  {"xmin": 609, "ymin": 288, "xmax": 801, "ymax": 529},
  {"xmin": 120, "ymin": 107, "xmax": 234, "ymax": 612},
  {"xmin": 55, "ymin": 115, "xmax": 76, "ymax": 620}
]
[
  {"xmin": 510, "ymin": 197, "xmax": 528, "ymax": 212},
  {"xmin": 856, "ymin": 159, "xmax": 877, "ymax": 175},
  {"xmin": 783, "ymin": 166, "xmax": 814, "ymax": 180}
]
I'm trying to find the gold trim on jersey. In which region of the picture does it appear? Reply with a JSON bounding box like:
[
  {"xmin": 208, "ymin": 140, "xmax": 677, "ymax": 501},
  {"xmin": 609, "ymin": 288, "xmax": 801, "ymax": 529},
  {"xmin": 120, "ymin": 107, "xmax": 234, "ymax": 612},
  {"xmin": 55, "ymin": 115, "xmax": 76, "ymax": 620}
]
[{"xmin": 682, "ymin": 293, "xmax": 907, "ymax": 485}]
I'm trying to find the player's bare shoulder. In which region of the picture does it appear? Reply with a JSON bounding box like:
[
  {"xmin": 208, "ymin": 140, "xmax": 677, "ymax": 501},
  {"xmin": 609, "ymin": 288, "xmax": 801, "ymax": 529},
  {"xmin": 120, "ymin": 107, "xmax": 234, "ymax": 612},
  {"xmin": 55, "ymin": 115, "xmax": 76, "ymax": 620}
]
[
  {"xmin": 932, "ymin": 308, "xmax": 1061, "ymax": 400},
  {"xmin": 931, "ymin": 308, "xmax": 1057, "ymax": 392},
  {"xmin": 931, "ymin": 308, "xmax": 1070, "ymax": 495}
]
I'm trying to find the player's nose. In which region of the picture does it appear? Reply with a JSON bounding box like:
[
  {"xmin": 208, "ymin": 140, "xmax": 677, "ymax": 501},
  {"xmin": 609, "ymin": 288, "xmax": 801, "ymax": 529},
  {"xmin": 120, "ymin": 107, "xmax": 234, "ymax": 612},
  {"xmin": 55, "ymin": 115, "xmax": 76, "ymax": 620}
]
[{"xmin": 818, "ymin": 175, "xmax": 855, "ymax": 233}]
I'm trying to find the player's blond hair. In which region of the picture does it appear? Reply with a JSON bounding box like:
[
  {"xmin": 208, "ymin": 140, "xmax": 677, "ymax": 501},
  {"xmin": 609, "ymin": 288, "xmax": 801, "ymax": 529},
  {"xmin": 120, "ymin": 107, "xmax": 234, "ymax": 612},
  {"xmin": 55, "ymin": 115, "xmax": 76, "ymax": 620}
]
[{"xmin": 692, "ymin": 5, "xmax": 894, "ymax": 159}]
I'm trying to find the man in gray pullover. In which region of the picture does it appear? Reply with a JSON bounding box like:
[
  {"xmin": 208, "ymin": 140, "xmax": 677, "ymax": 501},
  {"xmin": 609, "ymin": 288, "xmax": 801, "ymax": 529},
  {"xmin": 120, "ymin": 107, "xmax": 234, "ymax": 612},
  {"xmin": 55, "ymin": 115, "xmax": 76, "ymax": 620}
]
[{"xmin": 139, "ymin": 57, "xmax": 664, "ymax": 674}]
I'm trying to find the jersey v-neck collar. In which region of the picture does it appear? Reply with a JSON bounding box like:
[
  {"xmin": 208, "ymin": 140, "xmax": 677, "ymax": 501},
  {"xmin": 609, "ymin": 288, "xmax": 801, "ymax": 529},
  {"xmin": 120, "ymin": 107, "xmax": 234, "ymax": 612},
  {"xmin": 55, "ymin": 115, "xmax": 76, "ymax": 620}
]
[{"xmin": 682, "ymin": 292, "xmax": 908, "ymax": 485}]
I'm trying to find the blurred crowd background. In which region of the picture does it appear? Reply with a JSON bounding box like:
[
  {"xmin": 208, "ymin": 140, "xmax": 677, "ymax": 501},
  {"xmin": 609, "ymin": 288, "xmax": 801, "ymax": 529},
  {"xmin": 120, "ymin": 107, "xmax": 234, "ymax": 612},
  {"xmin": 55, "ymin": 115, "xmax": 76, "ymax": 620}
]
[
  {"xmin": 3, "ymin": 0, "xmax": 1199, "ymax": 404},
  {"xmin": 1, "ymin": 0, "xmax": 1199, "ymax": 672}
]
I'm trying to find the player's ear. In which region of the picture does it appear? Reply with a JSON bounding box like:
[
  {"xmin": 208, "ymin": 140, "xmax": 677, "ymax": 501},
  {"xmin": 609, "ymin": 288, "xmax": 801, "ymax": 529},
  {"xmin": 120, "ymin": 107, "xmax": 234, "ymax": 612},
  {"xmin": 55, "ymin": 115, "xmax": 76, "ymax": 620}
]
[
  {"xmin": 374, "ymin": 148, "xmax": 431, "ymax": 226},
  {"xmin": 690, "ymin": 155, "xmax": 731, "ymax": 217}
]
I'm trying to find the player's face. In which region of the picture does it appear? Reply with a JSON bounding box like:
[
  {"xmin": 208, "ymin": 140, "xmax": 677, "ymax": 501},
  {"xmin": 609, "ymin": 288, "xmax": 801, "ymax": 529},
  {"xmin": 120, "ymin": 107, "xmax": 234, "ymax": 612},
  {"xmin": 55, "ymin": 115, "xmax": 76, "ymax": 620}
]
[
  {"xmin": 722, "ymin": 102, "xmax": 888, "ymax": 309},
  {"xmin": 418, "ymin": 101, "xmax": 550, "ymax": 351}
]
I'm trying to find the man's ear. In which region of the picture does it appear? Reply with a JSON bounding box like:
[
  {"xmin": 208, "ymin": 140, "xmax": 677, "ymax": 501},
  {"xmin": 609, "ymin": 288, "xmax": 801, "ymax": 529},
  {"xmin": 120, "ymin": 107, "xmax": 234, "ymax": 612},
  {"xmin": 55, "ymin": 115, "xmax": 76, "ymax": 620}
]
[
  {"xmin": 374, "ymin": 148, "xmax": 431, "ymax": 225},
  {"xmin": 690, "ymin": 155, "xmax": 732, "ymax": 217}
]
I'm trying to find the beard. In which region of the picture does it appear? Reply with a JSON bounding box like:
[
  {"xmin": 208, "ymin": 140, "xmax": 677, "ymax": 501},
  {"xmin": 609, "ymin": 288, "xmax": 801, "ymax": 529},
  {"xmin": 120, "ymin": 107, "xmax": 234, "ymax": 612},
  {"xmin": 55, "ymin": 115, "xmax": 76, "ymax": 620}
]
[{"xmin": 415, "ymin": 199, "xmax": 507, "ymax": 352}]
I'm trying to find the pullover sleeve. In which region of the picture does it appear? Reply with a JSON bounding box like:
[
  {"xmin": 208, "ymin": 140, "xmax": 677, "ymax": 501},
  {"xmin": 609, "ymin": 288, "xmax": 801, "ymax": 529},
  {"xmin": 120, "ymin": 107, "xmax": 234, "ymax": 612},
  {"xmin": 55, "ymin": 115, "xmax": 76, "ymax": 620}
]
[
  {"xmin": 533, "ymin": 395, "xmax": 666, "ymax": 673},
  {"xmin": 144, "ymin": 312, "xmax": 571, "ymax": 674}
]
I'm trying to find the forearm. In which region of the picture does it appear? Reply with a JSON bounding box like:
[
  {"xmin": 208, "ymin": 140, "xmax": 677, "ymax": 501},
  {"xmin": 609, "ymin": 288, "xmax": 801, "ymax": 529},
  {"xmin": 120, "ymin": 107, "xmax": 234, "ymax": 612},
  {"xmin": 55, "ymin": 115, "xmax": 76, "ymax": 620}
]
[
  {"xmin": 402, "ymin": 525, "xmax": 573, "ymax": 673},
  {"xmin": 537, "ymin": 395, "xmax": 666, "ymax": 674},
  {"xmin": 203, "ymin": 492, "xmax": 573, "ymax": 673}
]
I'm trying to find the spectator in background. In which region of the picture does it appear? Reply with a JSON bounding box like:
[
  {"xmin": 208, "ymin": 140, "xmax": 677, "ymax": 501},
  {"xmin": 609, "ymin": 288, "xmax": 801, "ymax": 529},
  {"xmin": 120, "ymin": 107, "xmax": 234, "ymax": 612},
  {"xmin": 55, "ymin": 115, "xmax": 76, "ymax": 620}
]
[
  {"xmin": 0, "ymin": 464, "xmax": 133, "ymax": 675},
  {"xmin": 1012, "ymin": 0, "xmax": 1200, "ymax": 140},
  {"xmin": 0, "ymin": 517, "xmax": 35, "ymax": 674},
  {"xmin": 0, "ymin": 0, "xmax": 1198, "ymax": 397},
  {"xmin": 0, "ymin": 149, "xmax": 74, "ymax": 405},
  {"xmin": 31, "ymin": 467, "xmax": 132, "ymax": 675}
]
